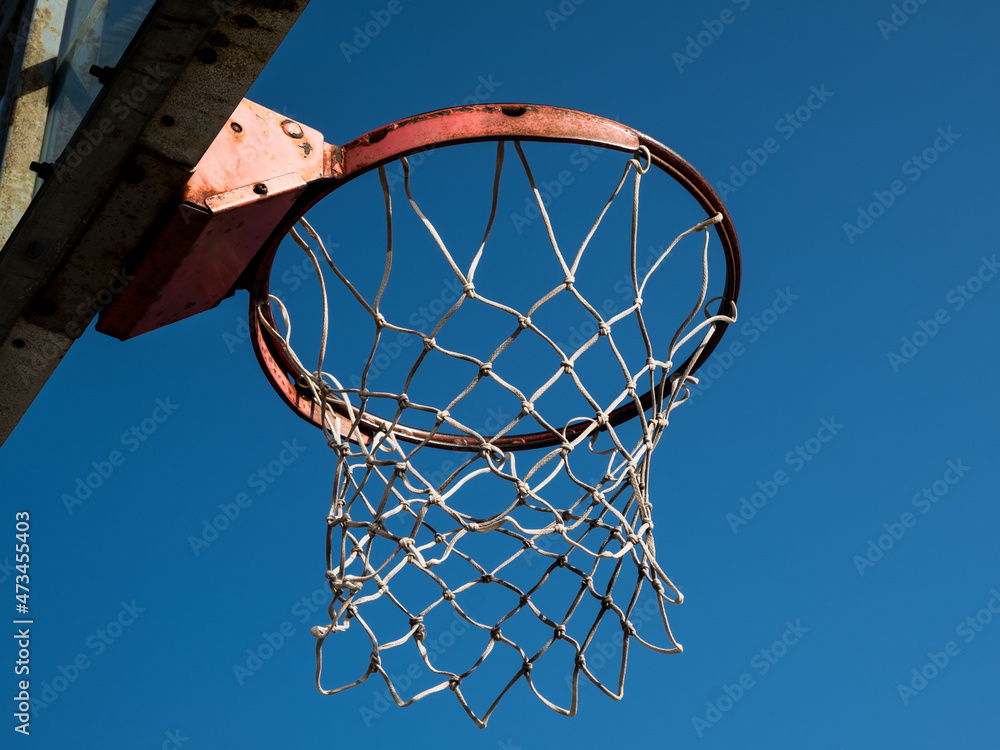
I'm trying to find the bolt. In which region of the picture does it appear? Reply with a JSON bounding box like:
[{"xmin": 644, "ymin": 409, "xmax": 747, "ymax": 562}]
[
  {"xmin": 253, "ymin": 183, "xmax": 268, "ymax": 195},
  {"xmin": 89, "ymin": 65, "xmax": 116, "ymax": 85},
  {"xmin": 281, "ymin": 119, "xmax": 304, "ymax": 139},
  {"xmin": 29, "ymin": 162, "xmax": 54, "ymax": 179}
]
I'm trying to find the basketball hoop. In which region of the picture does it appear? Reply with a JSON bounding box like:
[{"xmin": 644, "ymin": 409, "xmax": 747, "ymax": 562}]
[{"xmin": 243, "ymin": 104, "xmax": 740, "ymax": 726}]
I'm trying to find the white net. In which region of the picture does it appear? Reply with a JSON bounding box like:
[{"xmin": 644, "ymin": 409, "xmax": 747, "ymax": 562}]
[{"xmin": 255, "ymin": 140, "xmax": 736, "ymax": 727}]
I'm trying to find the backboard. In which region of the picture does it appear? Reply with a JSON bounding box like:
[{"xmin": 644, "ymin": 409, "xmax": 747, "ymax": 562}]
[{"xmin": 0, "ymin": 0, "xmax": 311, "ymax": 445}]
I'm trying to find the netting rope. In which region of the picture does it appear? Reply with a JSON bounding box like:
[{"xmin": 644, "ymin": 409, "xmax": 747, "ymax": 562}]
[{"xmin": 255, "ymin": 140, "xmax": 736, "ymax": 728}]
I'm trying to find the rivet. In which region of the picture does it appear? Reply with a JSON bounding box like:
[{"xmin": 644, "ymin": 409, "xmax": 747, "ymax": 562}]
[
  {"xmin": 253, "ymin": 183, "xmax": 268, "ymax": 195},
  {"xmin": 281, "ymin": 119, "xmax": 304, "ymax": 139}
]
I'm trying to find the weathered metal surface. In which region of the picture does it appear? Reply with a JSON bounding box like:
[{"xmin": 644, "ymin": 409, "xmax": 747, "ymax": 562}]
[
  {"xmin": 97, "ymin": 99, "xmax": 324, "ymax": 339},
  {"xmin": 0, "ymin": 0, "xmax": 311, "ymax": 447},
  {"xmin": 0, "ymin": 0, "xmax": 68, "ymax": 245}
]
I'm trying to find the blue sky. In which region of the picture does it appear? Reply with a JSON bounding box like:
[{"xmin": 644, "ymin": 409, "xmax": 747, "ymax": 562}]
[{"xmin": 5, "ymin": 0, "xmax": 1000, "ymax": 747}]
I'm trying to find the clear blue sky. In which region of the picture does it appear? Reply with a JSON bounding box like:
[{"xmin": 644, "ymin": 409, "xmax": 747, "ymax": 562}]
[{"xmin": 5, "ymin": 0, "xmax": 1000, "ymax": 747}]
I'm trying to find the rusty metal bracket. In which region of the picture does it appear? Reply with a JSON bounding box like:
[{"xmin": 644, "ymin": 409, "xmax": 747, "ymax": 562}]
[{"xmin": 97, "ymin": 99, "xmax": 327, "ymax": 340}]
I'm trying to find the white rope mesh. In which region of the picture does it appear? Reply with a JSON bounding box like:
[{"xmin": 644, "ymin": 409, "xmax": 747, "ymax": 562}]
[{"xmin": 256, "ymin": 140, "xmax": 736, "ymax": 728}]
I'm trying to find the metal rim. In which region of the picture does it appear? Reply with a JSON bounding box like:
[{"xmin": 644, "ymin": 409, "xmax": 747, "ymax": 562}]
[{"xmin": 249, "ymin": 103, "xmax": 741, "ymax": 452}]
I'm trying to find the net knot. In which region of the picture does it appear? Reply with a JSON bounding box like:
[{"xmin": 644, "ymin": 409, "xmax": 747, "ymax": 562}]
[
  {"xmin": 595, "ymin": 411, "xmax": 609, "ymax": 427},
  {"xmin": 397, "ymin": 393, "xmax": 410, "ymax": 409},
  {"xmin": 466, "ymin": 521, "xmax": 481, "ymax": 532},
  {"xmin": 563, "ymin": 275, "xmax": 575, "ymax": 289},
  {"xmin": 591, "ymin": 490, "xmax": 605, "ymax": 504},
  {"xmin": 490, "ymin": 626, "xmax": 502, "ymax": 641},
  {"xmin": 480, "ymin": 573, "xmax": 494, "ymax": 584},
  {"xmin": 515, "ymin": 480, "xmax": 529, "ymax": 497},
  {"xmin": 394, "ymin": 462, "xmax": 408, "ymax": 477},
  {"xmin": 601, "ymin": 595, "xmax": 614, "ymax": 610},
  {"xmin": 422, "ymin": 335, "xmax": 436, "ymax": 351},
  {"xmin": 623, "ymin": 621, "xmax": 637, "ymax": 636},
  {"xmin": 517, "ymin": 314, "xmax": 531, "ymax": 329},
  {"xmin": 442, "ymin": 589, "xmax": 455, "ymax": 601},
  {"xmin": 325, "ymin": 572, "xmax": 363, "ymax": 592},
  {"xmin": 358, "ymin": 388, "xmax": 371, "ymax": 400},
  {"xmin": 560, "ymin": 359, "xmax": 574, "ymax": 373},
  {"xmin": 448, "ymin": 677, "xmax": 462, "ymax": 691},
  {"xmin": 598, "ymin": 321, "xmax": 611, "ymax": 336},
  {"xmin": 520, "ymin": 400, "xmax": 534, "ymax": 416},
  {"xmin": 651, "ymin": 578, "xmax": 665, "ymax": 594},
  {"xmin": 428, "ymin": 491, "xmax": 442, "ymax": 506},
  {"xmin": 409, "ymin": 617, "xmax": 426, "ymax": 642},
  {"xmin": 634, "ymin": 296, "xmax": 643, "ymax": 308},
  {"xmin": 479, "ymin": 362, "xmax": 493, "ymax": 378},
  {"xmin": 462, "ymin": 281, "xmax": 476, "ymax": 299},
  {"xmin": 373, "ymin": 312, "xmax": 387, "ymax": 328},
  {"xmin": 368, "ymin": 653, "xmax": 381, "ymax": 673},
  {"xmin": 626, "ymin": 379, "xmax": 637, "ymax": 396},
  {"xmin": 553, "ymin": 625, "xmax": 566, "ymax": 639},
  {"xmin": 522, "ymin": 660, "xmax": 533, "ymax": 674},
  {"xmin": 435, "ymin": 409, "xmax": 449, "ymax": 423}
]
